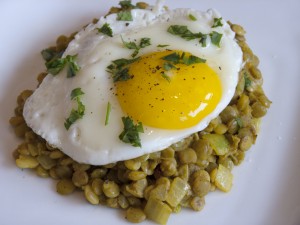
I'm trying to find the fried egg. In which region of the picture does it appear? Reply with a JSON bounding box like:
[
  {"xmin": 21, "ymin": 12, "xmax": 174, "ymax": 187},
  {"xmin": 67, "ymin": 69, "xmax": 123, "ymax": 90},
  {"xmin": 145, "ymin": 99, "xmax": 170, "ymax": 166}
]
[{"xmin": 23, "ymin": 1, "xmax": 243, "ymax": 165}]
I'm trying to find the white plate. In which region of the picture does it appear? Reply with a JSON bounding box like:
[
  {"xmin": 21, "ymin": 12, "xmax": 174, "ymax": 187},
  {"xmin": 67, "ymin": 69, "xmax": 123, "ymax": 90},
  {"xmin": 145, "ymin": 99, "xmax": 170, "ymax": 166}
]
[{"xmin": 0, "ymin": 0, "xmax": 299, "ymax": 225}]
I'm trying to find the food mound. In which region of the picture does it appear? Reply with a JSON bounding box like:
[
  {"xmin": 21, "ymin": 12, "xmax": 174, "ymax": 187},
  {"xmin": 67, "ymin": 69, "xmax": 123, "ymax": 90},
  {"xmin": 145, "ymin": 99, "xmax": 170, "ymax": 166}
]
[{"xmin": 9, "ymin": 1, "xmax": 271, "ymax": 224}]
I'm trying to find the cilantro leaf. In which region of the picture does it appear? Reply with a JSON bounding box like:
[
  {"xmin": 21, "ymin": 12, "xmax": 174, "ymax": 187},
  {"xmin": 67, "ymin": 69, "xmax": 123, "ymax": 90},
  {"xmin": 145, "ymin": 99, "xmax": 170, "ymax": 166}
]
[
  {"xmin": 105, "ymin": 102, "xmax": 112, "ymax": 126},
  {"xmin": 161, "ymin": 52, "xmax": 181, "ymax": 64},
  {"xmin": 139, "ymin": 38, "xmax": 151, "ymax": 48},
  {"xmin": 167, "ymin": 25, "xmax": 197, "ymax": 41},
  {"xmin": 117, "ymin": 11, "xmax": 133, "ymax": 21},
  {"xmin": 157, "ymin": 44, "xmax": 170, "ymax": 48},
  {"xmin": 212, "ymin": 17, "xmax": 223, "ymax": 28},
  {"xmin": 121, "ymin": 36, "xmax": 138, "ymax": 50},
  {"xmin": 112, "ymin": 68, "xmax": 133, "ymax": 82},
  {"xmin": 163, "ymin": 62, "xmax": 176, "ymax": 71},
  {"xmin": 97, "ymin": 23, "xmax": 113, "ymax": 37},
  {"xmin": 46, "ymin": 55, "xmax": 80, "ymax": 77},
  {"xmin": 199, "ymin": 34, "xmax": 208, "ymax": 47},
  {"xmin": 121, "ymin": 37, "xmax": 151, "ymax": 57},
  {"xmin": 210, "ymin": 31, "xmax": 223, "ymax": 47},
  {"xmin": 119, "ymin": 116, "xmax": 144, "ymax": 147},
  {"xmin": 64, "ymin": 88, "xmax": 85, "ymax": 130},
  {"xmin": 71, "ymin": 88, "xmax": 84, "ymax": 100},
  {"xmin": 188, "ymin": 14, "xmax": 197, "ymax": 21},
  {"xmin": 167, "ymin": 25, "xmax": 223, "ymax": 48},
  {"xmin": 64, "ymin": 109, "xmax": 82, "ymax": 130},
  {"xmin": 160, "ymin": 52, "xmax": 206, "ymax": 82},
  {"xmin": 161, "ymin": 72, "xmax": 171, "ymax": 83},
  {"xmin": 46, "ymin": 58, "xmax": 66, "ymax": 75},
  {"xmin": 182, "ymin": 55, "xmax": 206, "ymax": 65},
  {"xmin": 66, "ymin": 55, "xmax": 80, "ymax": 78},
  {"xmin": 107, "ymin": 57, "xmax": 140, "ymax": 82},
  {"xmin": 162, "ymin": 52, "xmax": 206, "ymax": 66}
]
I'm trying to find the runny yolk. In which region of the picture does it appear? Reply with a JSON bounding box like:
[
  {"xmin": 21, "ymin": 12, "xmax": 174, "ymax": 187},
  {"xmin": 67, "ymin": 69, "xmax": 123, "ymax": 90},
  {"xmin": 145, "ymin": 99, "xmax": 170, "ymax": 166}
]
[{"xmin": 115, "ymin": 50, "xmax": 222, "ymax": 129}]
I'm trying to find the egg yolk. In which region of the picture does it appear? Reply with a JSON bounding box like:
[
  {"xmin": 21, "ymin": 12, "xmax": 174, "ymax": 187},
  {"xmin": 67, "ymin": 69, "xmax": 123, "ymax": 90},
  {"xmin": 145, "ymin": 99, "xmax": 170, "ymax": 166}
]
[{"xmin": 115, "ymin": 50, "xmax": 222, "ymax": 129}]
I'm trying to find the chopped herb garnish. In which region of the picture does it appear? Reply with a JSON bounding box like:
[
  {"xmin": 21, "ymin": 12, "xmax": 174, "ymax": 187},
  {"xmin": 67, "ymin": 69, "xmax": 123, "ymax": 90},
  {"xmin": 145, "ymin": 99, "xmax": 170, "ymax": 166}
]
[
  {"xmin": 46, "ymin": 54, "xmax": 80, "ymax": 77},
  {"xmin": 162, "ymin": 52, "xmax": 206, "ymax": 67},
  {"xmin": 244, "ymin": 72, "xmax": 252, "ymax": 89},
  {"xmin": 97, "ymin": 23, "xmax": 113, "ymax": 37},
  {"xmin": 66, "ymin": 55, "xmax": 81, "ymax": 78},
  {"xmin": 210, "ymin": 31, "xmax": 223, "ymax": 47},
  {"xmin": 167, "ymin": 25, "xmax": 223, "ymax": 48},
  {"xmin": 159, "ymin": 52, "xmax": 206, "ymax": 82},
  {"xmin": 163, "ymin": 62, "xmax": 176, "ymax": 71},
  {"xmin": 139, "ymin": 38, "xmax": 151, "ymax": 48},
  {"xmin": 117, "ymin": 11, "xmax": 133, "ymax": 21},
  {"xmin": 157, "ymin": 44, "xmax": 170, "ymax": 48},
  {"xmin": 107, "ymin": 57, "xmax": 140, "ymax": 82},
  {"xmin": 45, "ymin": 58, "xmax": 66, "ymax": 75},
  {"xmin": 212, "ymin": 17, "xmax": 223, "ymax": 28},
  {"xmin": 199, "ymin": 34, "xmax": 208, "ymax": 47},
  {"xmin": 161, "ymin": 72, "xmax": 171, "ymax": 83},
  {"xmin": 119, "ymin": 0, "xmax": 136, "ymax": 9},
  {"xmin": 168, "ymin": 25, "xmax": 198, "ymax": 40},
  {"xmin": 188, "ymin": 14, "xmax": 197, "ymax": 21},
  {"xmin": 182, "ymin": 54, "xmax": 206, "ymax": 65},
  {"xmin": 64, "ymin": 88, "xmax": 85, "ymax": 130},
  {"xmin": 119, "ymin": 116, "xmax": 144, "ymax": 147},
  {"xmin": 71, "ymin": 88, "xmax": 84, "ymax": 100},
  {"xmin": 121, "ymin": 37, "xmax": 151, "ymax": 57},
  {"xmin": 105, "ymin": 102, "xmax": 112, "ymax": 126},
  {"xmin": 162, "ymin": 52, "xmax": 181, "ymax": 64}
]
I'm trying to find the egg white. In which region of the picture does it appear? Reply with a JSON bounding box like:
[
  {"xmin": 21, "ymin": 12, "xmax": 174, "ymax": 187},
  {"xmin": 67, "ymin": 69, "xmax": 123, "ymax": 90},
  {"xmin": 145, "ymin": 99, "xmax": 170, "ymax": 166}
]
[{"xmin": 23, "ymin": 3, "xmax": 242, "ymax": 165}]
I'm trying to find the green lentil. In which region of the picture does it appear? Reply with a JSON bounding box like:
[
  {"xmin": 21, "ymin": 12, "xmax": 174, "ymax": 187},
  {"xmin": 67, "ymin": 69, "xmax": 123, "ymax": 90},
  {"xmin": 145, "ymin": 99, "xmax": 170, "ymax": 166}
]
[
  {"xmin": 103, "ymin": 180, "xmax": 120, "ymax": 198},
  {"xmin": 16, "ymin": 155, "xmax": 39, "ymax": 169},
  {"xmin": 84, "ymin": 184, "xmax": 100, "ymax": 205},
  {"xmin": 57, "ymin": 179, "xmax": 76, "ymax": 195},
  {"xmin": 126, "ymin": 207, "xmax": 146, "ymax": 223},
  {"xmin": 127, "ymin": 171, "xmax": 147, "ymax": 181},
  {"xmin": 91, "ymin": 178, "xmax": 103, "ymax": 195},
  {"xmin": 72, "ymin": 170, "xmax": 89, "ymax": 187},
  {"xmin": 177, "ymin": 148, "xmax": 197, "ymax": 164},
  {"xmin": 35, "ymin": 165, "xmax": 49, "ymax": 178},
  {"xmin": 190, "ymin": 196, "xmax": 205, "ymax": 211}
]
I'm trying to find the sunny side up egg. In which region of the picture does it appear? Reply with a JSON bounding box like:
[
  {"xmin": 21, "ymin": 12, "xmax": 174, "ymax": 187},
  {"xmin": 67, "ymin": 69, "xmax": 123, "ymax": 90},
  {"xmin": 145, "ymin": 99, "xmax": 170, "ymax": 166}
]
[{"xmin": 23, "ymin": 1, "xmax": 243, "ymax": 165}]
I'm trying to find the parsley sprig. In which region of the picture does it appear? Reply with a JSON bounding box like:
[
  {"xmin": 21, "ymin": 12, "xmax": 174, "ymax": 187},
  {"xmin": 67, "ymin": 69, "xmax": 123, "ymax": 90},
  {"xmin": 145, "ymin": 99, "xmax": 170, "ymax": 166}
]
[
  {"xmin": 107, "ymin": 57, "xmax": 140, "ymax": 82},
  {"xmin": 64, "ymin": 88, "xmax": 85, "ymax": 130},
  {"xmin": 97, "ymin": 23, "xmax": 113, "ymax": 37},
  {"xmin": 46, "ymin": 55, "xmax": 80, "ymax": 77},
  {"xmin": 167, "ymin": 25, "xmax": 223, "ymax": 47},
  {"xmin": 121, "ymin": 37, "xmax": 151, "ymax": 57},
  {"xmin": 119, "ymin": 116, "xmax": 144, "ymax": 147}
]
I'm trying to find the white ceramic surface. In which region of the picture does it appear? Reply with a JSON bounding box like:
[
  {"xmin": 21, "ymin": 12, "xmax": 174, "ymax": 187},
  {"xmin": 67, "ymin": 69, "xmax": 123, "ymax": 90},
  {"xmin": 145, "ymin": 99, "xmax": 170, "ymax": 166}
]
[{"xmin": 0, "ymin": 0, "xmax": 299, "ymax": 225}]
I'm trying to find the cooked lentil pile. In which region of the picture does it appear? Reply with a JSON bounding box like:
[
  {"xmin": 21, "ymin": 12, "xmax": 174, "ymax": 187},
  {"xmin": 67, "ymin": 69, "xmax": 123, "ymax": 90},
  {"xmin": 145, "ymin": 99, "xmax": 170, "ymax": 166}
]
[{"xmin": 9, "ymin": 3, "xmax": 271, "ymax": 225}]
